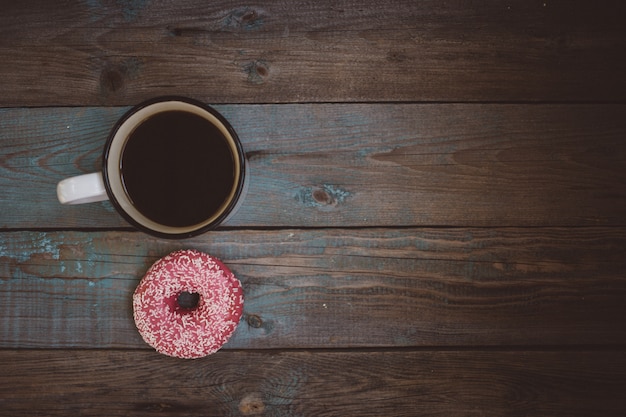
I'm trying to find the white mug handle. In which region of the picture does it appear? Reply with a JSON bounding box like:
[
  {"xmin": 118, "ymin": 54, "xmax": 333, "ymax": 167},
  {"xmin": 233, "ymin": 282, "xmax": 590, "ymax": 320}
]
[{"xmin": 57, "ymin": 172, "xmax": 109, "ymax": 205}]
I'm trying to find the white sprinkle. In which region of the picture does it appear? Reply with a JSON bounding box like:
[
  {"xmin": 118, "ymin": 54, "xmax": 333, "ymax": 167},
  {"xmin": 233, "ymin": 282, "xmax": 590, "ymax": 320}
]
[{"xmin": 132, "ymin": 250, "xmax": 243, "ymax": 359}]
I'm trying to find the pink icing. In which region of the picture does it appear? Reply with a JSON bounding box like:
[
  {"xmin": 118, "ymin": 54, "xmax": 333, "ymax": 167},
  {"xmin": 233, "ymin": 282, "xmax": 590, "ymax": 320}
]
[{"xmin": 133, "ymin": 250, "xmax": 244, "ymax": 359}]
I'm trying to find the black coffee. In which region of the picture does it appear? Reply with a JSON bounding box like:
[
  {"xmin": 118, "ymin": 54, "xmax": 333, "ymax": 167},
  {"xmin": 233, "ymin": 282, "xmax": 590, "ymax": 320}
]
[{"xmin": 120, "ymin": 110, "xmax": 236, "ymax": 228}]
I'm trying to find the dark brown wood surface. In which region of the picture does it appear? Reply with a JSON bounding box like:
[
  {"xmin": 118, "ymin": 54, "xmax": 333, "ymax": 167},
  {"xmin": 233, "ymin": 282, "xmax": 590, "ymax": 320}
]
[
  {"xmin": 1, "ymin": 0, "xmax": 625, "ymax": 105},
  {"xmin": 1, "ymin": 0, "xmax": 625, "ymax": 416},
  {"xmin": 2, "ymin": 350, "xmax": 625, "ymax": 417}
]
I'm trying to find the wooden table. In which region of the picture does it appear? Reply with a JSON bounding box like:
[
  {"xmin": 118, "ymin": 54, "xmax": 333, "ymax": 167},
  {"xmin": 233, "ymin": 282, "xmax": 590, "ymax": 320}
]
[{"xmin": 1, "ymin": 1, "xmax": 625, "ymax": 415}]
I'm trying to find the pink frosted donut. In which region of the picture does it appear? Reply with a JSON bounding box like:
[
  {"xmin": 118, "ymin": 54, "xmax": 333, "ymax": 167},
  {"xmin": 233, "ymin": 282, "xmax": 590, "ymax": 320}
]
[{"xmin": 133, "ymin": 250, "xmax": 244, "ymax": 359}]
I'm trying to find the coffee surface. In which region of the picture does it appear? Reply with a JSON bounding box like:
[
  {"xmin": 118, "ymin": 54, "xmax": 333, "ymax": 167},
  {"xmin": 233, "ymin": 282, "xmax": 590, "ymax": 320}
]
[{"xmin": 120, "ymin": 111, "xmax": 236, "ymax": 228}]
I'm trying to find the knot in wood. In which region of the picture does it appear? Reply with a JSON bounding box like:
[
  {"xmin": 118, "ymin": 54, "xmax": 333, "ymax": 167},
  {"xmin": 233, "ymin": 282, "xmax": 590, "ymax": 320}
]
[
  {"xmin": 239, "ymin": 393, "xmax": 265, "ymax": 415},
  {"xmin": 100, "ymin": 66, "xmax": 124, "ymax": 93},
  {"xmin": 99, "ymin": 58, "xmax": 142, "ymax": 96},
  {"xmin": 295, "ymin": 184, "xmax": 352, "ymax": 209},
  {"xmin": 312, "ymin": 188, "xmax": 332, "ymax": 205},
  {"xmin": 244, "ymin": 60, "xmax": 270, "ymax": 84},
  {"xmin": 247, "ymin": 314, "xmax": 263, "ymax": 328},
  {"xmin": 241, "ymin": 10, "xmax": 259, "ymax": 24},
  {"xmin": 224, "ymin": 7, "xmax": 264, "ymax": 31}
]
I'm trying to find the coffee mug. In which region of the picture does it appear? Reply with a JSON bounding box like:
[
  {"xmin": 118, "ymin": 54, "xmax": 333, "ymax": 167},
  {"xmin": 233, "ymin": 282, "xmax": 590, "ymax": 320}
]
[{"xmin": 57, "ymin": 96, "xmax": 247, "ymax": 239}]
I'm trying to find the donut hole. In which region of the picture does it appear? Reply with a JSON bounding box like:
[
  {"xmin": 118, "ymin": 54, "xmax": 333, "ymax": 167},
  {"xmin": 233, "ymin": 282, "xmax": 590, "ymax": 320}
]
[{"xmin": 177, "ymin": 291, "xmax": 201, "ymax": 311}]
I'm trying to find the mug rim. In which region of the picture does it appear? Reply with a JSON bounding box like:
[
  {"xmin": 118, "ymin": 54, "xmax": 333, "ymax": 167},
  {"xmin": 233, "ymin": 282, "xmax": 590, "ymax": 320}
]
[{"xmin": 102, "ymin": 96, "xmax": 246, "ymax": 239}]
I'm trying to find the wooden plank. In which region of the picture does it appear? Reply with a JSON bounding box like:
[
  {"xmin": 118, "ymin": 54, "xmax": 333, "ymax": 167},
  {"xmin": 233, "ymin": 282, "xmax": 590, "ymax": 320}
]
[
  {"xmin": 1, "ymin": 0, "xmax": 625, "ymax": 105},
  {"xmin": 1, "ymin": 104, "xmax": 625, "ymax": 229},
  {"xmin": 1, "ymin": 349, "xmax": 625, "ymax": 416},
  {"xmin": 1, "ymin": 228, "xmax": 624, "ymax": 349}
]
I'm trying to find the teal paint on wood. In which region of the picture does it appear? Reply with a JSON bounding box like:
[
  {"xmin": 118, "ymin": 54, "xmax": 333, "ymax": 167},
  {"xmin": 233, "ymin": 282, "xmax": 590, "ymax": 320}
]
[
  {"xmin": 1, "ymin": 228, "xmax": 625, "ymax": 349},
  {"xmin": 2, "ymin": 104, "xmax": 626, "ymax": 229},
  {"xmin": 84, "ymin": 0, "xmax": 150, "ymax": 23},
  {"xmin": 118, "ymin": 0, "xmax": 150, "ymax": 22},
  {"xmin": 0, "ymin": 106, "xmax": 130, "ymax": 228},
  {"xmin": 295, "ymin": 184, "xmax": 352, "ymax": 209},
  {"xmin": 0, "ymin": 231, "xmax": 144, "ymax": 347}
]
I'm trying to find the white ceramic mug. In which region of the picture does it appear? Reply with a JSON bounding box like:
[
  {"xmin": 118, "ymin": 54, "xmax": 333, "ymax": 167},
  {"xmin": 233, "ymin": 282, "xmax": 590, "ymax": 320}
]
[{"xmin": 57, "ymin": 96, "xmax": 247, "ymax": 239}]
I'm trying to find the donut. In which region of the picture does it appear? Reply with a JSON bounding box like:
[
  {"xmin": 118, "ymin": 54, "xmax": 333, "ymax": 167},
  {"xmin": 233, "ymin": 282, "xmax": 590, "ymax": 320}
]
[{"xmin": 133, "ymin": 249, "xmax": 244, "ymax": 359}]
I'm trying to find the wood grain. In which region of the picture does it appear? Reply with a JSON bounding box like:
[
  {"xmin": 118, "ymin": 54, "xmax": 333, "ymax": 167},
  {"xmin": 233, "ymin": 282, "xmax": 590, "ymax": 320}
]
[
  {"xmin": 1, "ymin": 104, "xmax": 625, "ymax": 229},
  {"xmin": 2, "ymin": 2, "xmax": 624, "ymax": 415},
  {"xmin": 1, "ymin": 349, "xmax": 625, "ymax": 417},
  {"xmin": 1, "ymin": 0, "xmax": 625, "ymax": 105},
  {"xmin": 1, "ymin": 228, "xmax": 624, "ymax": 349}
]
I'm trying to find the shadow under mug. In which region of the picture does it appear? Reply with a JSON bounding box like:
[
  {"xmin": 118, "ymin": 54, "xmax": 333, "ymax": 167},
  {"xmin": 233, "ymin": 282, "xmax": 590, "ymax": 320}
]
[{"xmin": 57, "ymin": 96, "xmax": 247, "ymax": 239}]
